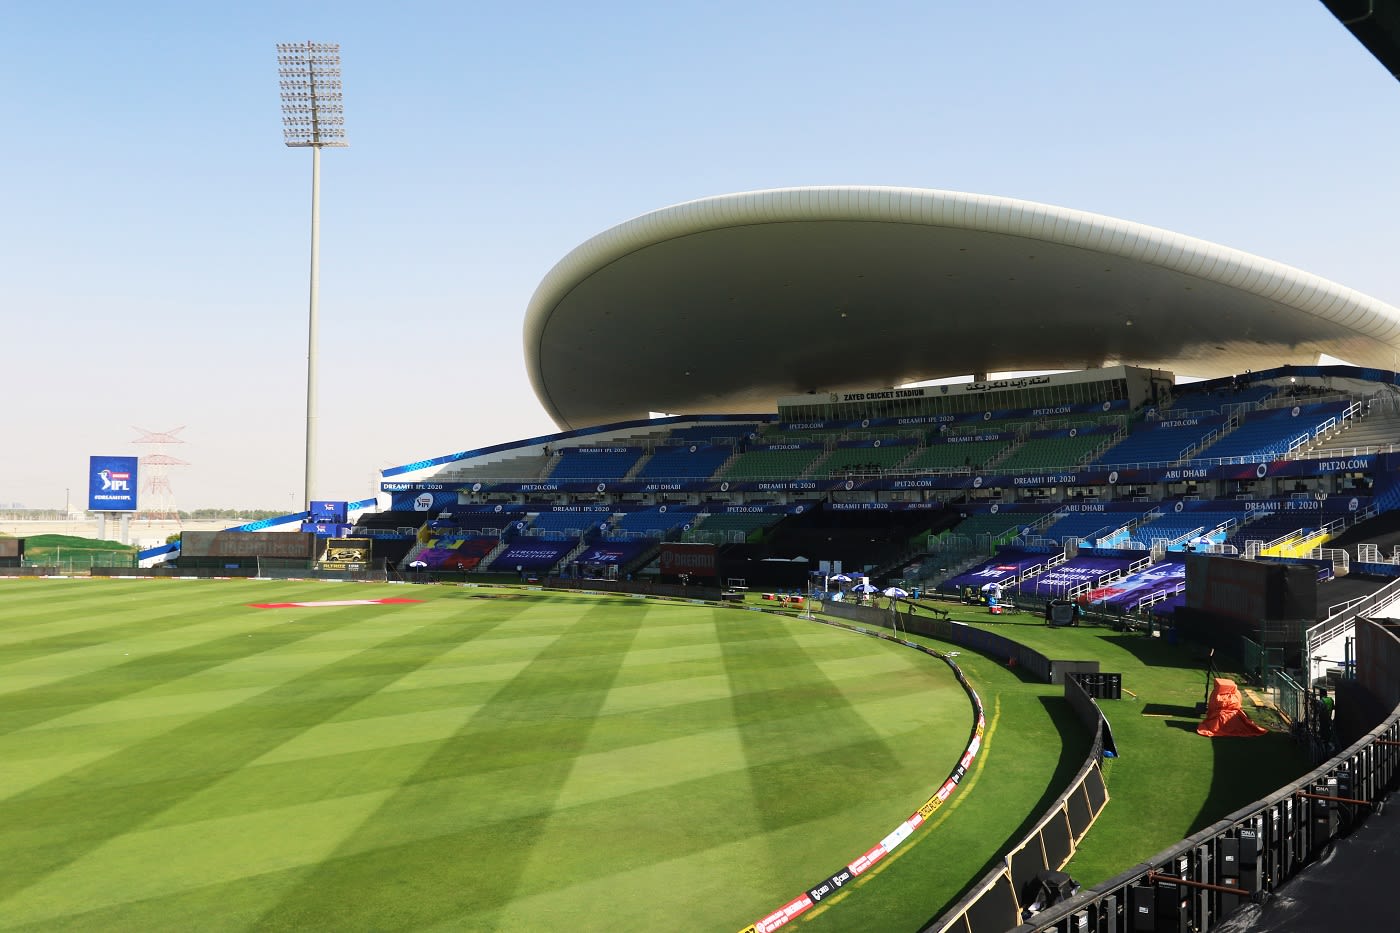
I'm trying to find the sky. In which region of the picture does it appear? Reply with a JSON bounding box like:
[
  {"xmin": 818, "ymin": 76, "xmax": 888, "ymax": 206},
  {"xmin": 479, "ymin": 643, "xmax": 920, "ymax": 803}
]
[{"xmin": 3, "ymin": 1, "xmax": 1399, "ymax": 511}]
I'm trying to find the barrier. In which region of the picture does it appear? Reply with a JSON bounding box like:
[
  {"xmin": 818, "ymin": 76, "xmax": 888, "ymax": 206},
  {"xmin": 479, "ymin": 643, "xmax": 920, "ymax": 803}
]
[
  {"xmin": 543, "ymin": 576, "xmax": 722, "ymax": 601},
  {"xmin": 822, "ymin": 602, "xmax": 1100, "ymax": 685},
  {"xmin": 1007, "ymin": 617, "xmax": 1400, "ymax": 933},
  {"xmin": 923, "ymin": 663, "xmax": 1114, "ymax": 932}
]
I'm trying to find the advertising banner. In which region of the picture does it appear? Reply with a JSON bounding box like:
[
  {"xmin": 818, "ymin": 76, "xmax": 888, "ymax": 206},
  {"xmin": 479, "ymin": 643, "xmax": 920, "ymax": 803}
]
[
  {"xmin": 659, "ymin": 542, "xmax": 717, "ymax": 577},
  {"xmin": 309, "ymin": 500, "xmax": 348, "ymax": 523},
  {"xmin": 88, "ymin": 455, "xmax": 139, "ymax": 511}
]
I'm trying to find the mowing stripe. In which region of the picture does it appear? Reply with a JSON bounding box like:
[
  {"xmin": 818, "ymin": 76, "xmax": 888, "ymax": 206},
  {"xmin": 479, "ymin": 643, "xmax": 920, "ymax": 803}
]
[
  {"xmin": 0, "ymin": 603, "xmax": 367, "ymax": 719},
  {"xmin": 718, "ymin": 616, "xmax": 903, "ymax": 837},
  {"xmin": 249, "ymin": 599, "xmax": 650, "ymax": 930},
  {"xmin": 0, "ymin": 581, "xmax": 340, "ymax": 655},
  {"xmin": 0, "ymin": 600, "xmax": 531, "ymax": 910},
  {"xmin": 0, "ymin": 588, "xmax": 977, "ymax": 931}
]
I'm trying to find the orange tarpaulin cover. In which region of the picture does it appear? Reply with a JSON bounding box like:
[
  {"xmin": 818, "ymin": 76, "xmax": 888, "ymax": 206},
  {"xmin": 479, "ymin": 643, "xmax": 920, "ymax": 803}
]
[{"xmin": 1197, "ymin": 677, "xmax": 1267, "ymax": 737}]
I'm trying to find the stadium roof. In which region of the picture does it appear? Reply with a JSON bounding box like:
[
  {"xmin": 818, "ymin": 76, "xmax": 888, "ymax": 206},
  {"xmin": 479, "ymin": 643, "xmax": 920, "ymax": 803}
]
[
  {"xmin": 524, "ymin": 186, "xmax": 1400, "ymax": 429},
  {"xmin": 1324, "ymin": 0, "xmax": 1400, "ymax": 80}
]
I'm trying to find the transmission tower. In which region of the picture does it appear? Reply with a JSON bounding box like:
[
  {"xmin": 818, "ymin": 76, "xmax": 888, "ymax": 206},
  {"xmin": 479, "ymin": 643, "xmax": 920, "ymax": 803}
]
[{"xmin": 132, "ymin": 426, "xmax": 190, "ymax": 521}]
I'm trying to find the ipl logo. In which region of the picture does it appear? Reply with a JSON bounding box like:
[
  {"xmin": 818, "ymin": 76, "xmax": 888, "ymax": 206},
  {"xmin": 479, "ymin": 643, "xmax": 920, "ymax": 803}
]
[{"xmin": 99, "ymin": 469, "xmax": 131, "ymax": 491}]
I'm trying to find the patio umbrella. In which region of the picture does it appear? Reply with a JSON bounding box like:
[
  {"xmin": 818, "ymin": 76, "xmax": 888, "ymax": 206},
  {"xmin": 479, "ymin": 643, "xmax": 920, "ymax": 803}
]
[
  {"xmin": 829, "ymin": 573, "xmax": 852, "ymax": 583},
  {"xmin": 883, "ymin": 587, "xmax": 909, "ymax": 598},
  {"xmin": 851, "ymin": 582, "xmax": 879, "ymax": 594},
  {"xmin": 408, "ymin": 560, "xmax": 428, "ymax": 569}
]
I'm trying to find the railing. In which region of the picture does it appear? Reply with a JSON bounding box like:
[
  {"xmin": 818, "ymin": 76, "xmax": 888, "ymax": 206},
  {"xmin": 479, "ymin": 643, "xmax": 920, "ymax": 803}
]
[
  {"xmin": 1300, "ymin": 442, "xmax": 1398, "ymax": 459},
  {"xmin": 1166, "ymin": 525, "xmax": 1205, "ymax": 550},
  {"xmin": 1011, "ymin": 690, "xmax": 1400, "ymax": 932},
  {"xmin": 1307, "ymin": 547, "xmax": 1349, "ymax": 576},
  {"xmin": 1306, "ymin": 574, "xmax": 1400, "ymax": 659},
  {"xmin": 1178, "ymin": 426, "xmax": 1219, "ymax": 460},
  {"xmin": 1132, "ymin": 581, "xmax": 1184, "ymax": 611}
]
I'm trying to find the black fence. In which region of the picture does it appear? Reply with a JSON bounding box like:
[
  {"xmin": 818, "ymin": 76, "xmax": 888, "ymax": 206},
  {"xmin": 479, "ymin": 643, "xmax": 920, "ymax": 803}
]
[
  {"xmin": 1006, "ymin": 618, "xmax": 1400, "ymax": 933},
  {"xmin": 821, "ymin": 602, "xmax": 1100, "ymax": 685},
  {"xmin": 542, "ymin": 576, "xmax": 722, "ymax": 602},
  {"xmin": 924, "ymin": 666, "xmax": 1115, "ymax": 932}
]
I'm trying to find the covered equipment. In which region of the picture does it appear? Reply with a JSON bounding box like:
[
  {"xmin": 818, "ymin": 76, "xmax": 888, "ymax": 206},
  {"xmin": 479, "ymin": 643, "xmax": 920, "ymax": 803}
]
[{"xmin": 1196, "ymin": 678, "xmax": 1267, "ymax": 738}]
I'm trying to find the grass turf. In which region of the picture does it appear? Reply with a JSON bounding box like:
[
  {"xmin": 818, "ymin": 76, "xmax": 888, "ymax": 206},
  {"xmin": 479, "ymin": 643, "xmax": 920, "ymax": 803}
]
[
  {"xmin": 0, "ymin": 579, "xmax": 972, "ymax": 931},
  {"xmin": 0, "ymin": 581, "xmax": 1311, "ymax": 931}
]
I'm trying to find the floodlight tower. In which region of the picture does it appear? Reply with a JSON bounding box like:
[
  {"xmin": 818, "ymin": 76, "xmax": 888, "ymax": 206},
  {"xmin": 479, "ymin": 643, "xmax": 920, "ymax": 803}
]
[{"xmin": 277, "ymin": 41, "xmax": 347, "ymax": 506}]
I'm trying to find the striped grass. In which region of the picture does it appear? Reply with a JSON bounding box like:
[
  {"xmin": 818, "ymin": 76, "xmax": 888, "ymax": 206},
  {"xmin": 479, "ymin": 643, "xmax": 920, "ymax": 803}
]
[{"xmin": 0, "ymin": 580, "xmax": 972, "ymax": 931}]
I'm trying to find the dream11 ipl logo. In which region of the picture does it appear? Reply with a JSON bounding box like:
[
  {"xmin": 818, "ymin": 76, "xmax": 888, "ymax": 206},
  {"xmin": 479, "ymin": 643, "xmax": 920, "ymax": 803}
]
[{"xmin": 99, "ymin": 468, "xmax": 130, "ymax": 492}]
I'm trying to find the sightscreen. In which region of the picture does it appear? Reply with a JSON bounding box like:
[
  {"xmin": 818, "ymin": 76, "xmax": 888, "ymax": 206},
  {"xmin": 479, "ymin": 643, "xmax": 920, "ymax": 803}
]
[{"xmin": 179, "ymin": 531, "xmax": 316, "ymax": 560}]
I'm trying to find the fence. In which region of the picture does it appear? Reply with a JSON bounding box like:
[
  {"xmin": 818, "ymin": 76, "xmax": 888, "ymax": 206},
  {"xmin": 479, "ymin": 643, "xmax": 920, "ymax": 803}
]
[
  {"xmin": 1007, "ymin": 617, "xmax": 1400, "ymax": 933},
  {"xmin": 1239, "ymin": 636, "xmax": 1284, "ymax": 686},
  {"xmin": 926, "ymin": 672, "xmax": 1114, "ymax": 933},
  {"xmin": 1269, "ymin": 668, "xmax": 1309, "ymax": 726},
  {"xmin": 821, "ymin": 601, "xmax": 1101, "ymax": 684},
  {"xmin": 18, "ymin": 550, "xmax": 136, "ymax": 572}
]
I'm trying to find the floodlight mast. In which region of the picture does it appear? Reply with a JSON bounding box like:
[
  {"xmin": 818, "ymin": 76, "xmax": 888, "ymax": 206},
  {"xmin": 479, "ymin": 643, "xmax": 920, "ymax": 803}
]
[{"xmin": 277, "ymin": 41, "xmax": 347, "ymax": 507}]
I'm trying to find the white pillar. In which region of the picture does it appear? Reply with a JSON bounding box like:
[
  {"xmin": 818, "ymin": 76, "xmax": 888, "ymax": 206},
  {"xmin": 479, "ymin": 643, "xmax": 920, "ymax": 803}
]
[{"xmin": 305, "ymin": 144, "xmax": 322, "ymax": 507}]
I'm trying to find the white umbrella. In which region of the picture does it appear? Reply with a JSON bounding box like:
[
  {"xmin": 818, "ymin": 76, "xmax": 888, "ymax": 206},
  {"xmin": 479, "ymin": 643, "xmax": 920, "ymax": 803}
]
[
  {"xmin": 408, "ymin": 560, "xmax": 428, "ymax": 569},
  {"xmin": 980, "ymin": 581, "xmax": 1001, "ymax": 591},
  {"xmin": 884, "ymin": 587, "xmax": 909, "ymax": 598},
  {"xmin": 829, "ymin": 573, "xmax": 852, "ymax": 583},
  {"xmin": 851, "ymin": 582, "xmax": 879, "ymax": 594}
]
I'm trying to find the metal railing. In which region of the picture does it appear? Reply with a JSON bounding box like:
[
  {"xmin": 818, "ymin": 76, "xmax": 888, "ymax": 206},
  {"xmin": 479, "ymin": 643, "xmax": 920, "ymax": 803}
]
[
  {"xmin": 1307, "ymin": 574, "xmax": 1400, "ymax": 659},
  {"xmin": 1012, "ymin": 696, "xmax": 1400, "ymax": 932}
]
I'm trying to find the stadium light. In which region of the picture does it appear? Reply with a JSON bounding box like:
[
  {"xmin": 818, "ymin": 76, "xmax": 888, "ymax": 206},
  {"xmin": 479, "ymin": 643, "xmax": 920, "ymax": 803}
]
[{"xmin": 277, "ymin": 41, "xmax": 348, "ymax": 506}]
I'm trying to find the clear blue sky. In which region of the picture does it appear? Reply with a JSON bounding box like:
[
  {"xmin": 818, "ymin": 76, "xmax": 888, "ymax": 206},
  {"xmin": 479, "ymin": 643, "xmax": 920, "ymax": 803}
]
[{"xmin": 3, "ymin": 1, "xmax": 1398, "ymax": 510}]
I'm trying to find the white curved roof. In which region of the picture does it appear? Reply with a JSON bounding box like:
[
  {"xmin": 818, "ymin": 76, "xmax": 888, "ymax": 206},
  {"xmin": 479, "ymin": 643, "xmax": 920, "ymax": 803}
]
[{"xmin": 525, "ymin": 186, "xmax": 1400, "ymax": 429}]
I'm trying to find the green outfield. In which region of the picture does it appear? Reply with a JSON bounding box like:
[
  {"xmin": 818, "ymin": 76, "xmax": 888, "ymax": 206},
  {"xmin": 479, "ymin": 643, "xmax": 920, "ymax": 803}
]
[{"xmin": 0, "ymin": 580, "xmax": 976, "ymax": 931}]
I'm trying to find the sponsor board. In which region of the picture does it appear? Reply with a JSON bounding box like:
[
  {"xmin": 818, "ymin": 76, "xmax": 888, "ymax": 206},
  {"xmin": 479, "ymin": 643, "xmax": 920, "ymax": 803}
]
[
  {"xmin": 249, "ymin": 598, "xmax": 423, "ymax": 609},
  {"xmin": 807, "ymin": 867, "xmax": 853, "ymax": 904},
  {"xmin": 659, "ymin": 542, "xmax": 717, "ymax": 576},
  {"xmin": 848, "ymin": 844, "xmax": 887, "ymax": 876},
  {"xmin": 754, "ymin": 893, "xmax": 814, "ymax": 932},
  {"xmin": 881, "ymin": 820, "xmax": 915, "ymax": 853},
  {"xmin": 918, "ymin": 796, "xmax": 944, "ymax": 819}
]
